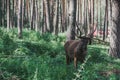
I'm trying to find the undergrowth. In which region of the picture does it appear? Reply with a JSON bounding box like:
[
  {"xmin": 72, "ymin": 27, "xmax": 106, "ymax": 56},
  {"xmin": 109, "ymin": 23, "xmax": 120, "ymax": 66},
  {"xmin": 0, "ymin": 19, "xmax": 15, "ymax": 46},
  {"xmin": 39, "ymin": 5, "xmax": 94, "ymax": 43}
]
[{"xmin": 0, "ymin": 28, "xmax": 120, "ymax": 80}]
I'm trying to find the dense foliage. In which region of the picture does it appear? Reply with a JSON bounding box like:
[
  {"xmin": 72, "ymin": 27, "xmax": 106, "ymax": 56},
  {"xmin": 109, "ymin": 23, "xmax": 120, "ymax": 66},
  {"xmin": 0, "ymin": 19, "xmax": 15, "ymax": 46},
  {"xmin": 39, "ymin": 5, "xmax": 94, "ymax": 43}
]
[{"xmin": 0, "ymin": 28, "xmax": 120, "ymax": 80}]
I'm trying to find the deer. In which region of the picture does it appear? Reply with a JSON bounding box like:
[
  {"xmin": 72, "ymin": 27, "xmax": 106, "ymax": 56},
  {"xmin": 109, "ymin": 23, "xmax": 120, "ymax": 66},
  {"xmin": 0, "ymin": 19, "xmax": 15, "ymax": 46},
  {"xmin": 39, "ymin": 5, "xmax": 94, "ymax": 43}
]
[
  {"xmin": 64, "ymin": 23, "xmax": 96, "ymax": 68},
  {"xmin": 64, "ymin": 37, "xmax": 90, "ymax": 68}
]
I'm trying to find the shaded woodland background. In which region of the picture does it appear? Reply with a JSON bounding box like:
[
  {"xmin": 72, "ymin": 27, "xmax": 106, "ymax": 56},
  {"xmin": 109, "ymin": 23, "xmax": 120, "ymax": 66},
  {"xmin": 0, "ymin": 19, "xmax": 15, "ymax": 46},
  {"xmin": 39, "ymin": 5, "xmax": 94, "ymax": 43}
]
[{"xmin": 0, "ymin": 0, "xmax": 110, "ymax": 38}]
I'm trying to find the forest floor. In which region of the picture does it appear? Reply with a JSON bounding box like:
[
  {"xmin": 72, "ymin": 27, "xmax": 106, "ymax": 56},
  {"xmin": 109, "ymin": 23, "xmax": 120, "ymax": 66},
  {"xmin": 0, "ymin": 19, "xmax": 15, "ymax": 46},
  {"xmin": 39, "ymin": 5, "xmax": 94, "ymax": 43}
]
[{"xmin": 0, "ymin": 28, "xmax": 120, "ymax": 80}]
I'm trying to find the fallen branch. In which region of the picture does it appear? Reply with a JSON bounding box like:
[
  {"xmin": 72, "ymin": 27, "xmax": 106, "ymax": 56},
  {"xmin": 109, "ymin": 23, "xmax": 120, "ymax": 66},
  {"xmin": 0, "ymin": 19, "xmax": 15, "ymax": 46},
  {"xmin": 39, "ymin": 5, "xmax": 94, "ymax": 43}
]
[{"xmin": 93, "ymin": 38, "xmax": 109, "ymax": 45}]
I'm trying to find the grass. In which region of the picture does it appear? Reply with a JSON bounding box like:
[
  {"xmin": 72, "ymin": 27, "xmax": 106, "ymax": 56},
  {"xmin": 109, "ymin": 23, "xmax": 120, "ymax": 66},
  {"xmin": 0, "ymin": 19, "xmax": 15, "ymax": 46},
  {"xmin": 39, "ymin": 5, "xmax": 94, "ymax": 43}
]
[
  {"xmin": 0, "ymin": 28, "xmax": 120, "ymax": 80},
  {"xmin": 74, "ymin": 45, "xmax": 120, "ymax": 80}
]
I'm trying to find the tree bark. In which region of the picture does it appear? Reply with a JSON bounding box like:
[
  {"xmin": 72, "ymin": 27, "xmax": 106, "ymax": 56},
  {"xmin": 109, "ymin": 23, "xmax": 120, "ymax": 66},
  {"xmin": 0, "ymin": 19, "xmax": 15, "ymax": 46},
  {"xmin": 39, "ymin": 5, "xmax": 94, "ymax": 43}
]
[
  {"xmin": 30, "ymin": 0, "xmax": 35, "ymax": 30},
  {"xmin": 21, "ymin": 0, "xmax": 24, "ymax": 29},
  {"xmin": 67, "ymin": 0, "xmax": 77, "ymax": 40},
  {"xmin": 88, "ymin": 0, "xmax": 92, "ymax": 34},
  {"xmin": 46, "ymin": 0, "xmax": 54, "ymax": 33},
  {"xmin": 55, "ymin": 0, "xmax": 59, "ymax": 35},
  {"xmin": 17, "ymin": 0, "xmax": 22, "ymax": 39},
  {"xmin": 103, "ymin": 0, "xmax": 108, "ymax": 41},
  {"xmin": 7, "ymin": 0, "xmax": 10, "ymax": 31},
  {"xmin": 109, "ymin": 0, "xmax": 120, "ymax": 58}
]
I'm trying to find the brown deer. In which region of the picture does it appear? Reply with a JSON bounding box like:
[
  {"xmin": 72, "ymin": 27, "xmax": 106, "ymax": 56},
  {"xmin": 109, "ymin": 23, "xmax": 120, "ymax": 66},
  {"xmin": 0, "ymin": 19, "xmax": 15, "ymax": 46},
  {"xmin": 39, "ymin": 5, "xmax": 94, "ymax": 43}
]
[
  {"xmin": 64, "ymin": 23, "xmax": 96, "ymax": 68},
  {"xmin": 64, "ymin": 36, "xmax": 90, "ymax": 68}
]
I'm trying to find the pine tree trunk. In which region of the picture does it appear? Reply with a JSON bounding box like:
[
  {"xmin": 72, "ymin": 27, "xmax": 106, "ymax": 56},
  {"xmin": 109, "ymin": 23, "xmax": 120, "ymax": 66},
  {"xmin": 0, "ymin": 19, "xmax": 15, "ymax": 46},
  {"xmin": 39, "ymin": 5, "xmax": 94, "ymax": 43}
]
[
  {"xmin": 88, "ymin": 0, "xmax": 92, "ymax": 34},
  {"xmin": 0, "ymin": 0, "xmax": 2, "ymax": 26},
  {"xmin": 103, "ymin": 0, "xmax": 108, "ymax": 41},
  {"xmin": 7, "ymin": 0, "xmax": 10, "ymax": 31},
  {"xmin": 99, "ymin": 0, "xmax": 102, "ymax": 38},
  {"xmin": 46, "ymin": 0, "xmax": 54, "ymax": 33},
  {"xmin": 109, "ymin": 0, "xmax": 120, "ymax": 58},
  {"xmin": 67, "ymin": 0, "xmax": 77, "ymax": 40},
  {"xmin": 35, "ymin": 0, "xmax": 38, "ymax": 32},
  {"xmin": 55, "ymin": 0, "xmax": 59, "ymax": 35},
  {"xmin": 2, "ymin": 0, "xmax": 4, "ymax": 26},
  {"xmin": 21, "ymin": 0, "xmax": 24, "ymax": 29},
  {"xmin": 30, "ymin": 0, "xmax": 35, "ymax": 30},
  {"xmin": 43, "ymin": 0, "xmax": 49, "ymax": 32},
  {"xmin": 17, "ymin": 0, "xmax": 22, "ymax": 39}
]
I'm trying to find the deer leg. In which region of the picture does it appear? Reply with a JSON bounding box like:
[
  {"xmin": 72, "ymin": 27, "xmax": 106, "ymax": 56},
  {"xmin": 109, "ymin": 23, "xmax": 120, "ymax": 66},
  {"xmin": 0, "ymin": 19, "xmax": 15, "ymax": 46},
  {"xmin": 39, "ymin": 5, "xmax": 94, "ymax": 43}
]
[
  {"xmin": 66, "ymin": 54, "xmax": 70, "ymax": 65},
  {"xmin": 74, "ymin": 57, "xmax": 77, "ymax": 68}
]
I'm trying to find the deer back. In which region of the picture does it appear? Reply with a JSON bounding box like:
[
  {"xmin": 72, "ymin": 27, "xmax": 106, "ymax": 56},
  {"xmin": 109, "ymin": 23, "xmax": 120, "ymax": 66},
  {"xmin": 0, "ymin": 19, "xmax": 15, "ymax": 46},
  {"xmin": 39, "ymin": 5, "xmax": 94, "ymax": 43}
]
[{"xmin": 64, "ymin": 40, "xmax": 80, "ymax": 58}]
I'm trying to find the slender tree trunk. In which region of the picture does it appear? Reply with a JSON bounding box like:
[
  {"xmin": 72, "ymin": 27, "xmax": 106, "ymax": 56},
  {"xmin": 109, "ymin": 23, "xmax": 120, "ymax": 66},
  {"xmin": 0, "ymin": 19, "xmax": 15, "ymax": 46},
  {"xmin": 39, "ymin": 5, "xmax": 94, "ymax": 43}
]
[
  {"xmin": 60, "ymin": 1, "xmax": 64, "ymax": 32},
  {"xmin": 7, "ymin": 0, "xmax": 10, "ymax": 31},
  {"xmin": 88, "ymin": 0, "xmax": 92, "ymax": 34},
  {"xmin": 106, "ymin": 0, "xmax": 109, "ymax": 38},
  {"xmin": 64, "ymin": 0, "xmax": 68, "ymax": 31},
  {"xmin": 85, "ymin": 0, "xmax": 88, "ymax": 35},
  {"xmin": 109, "ymin": 0, "xmax": 120, "ymax": 58},
  {"xmin": 39, "ymin": 0, "xmax": 43, "ymax": 33},
  {"xmin": 77, "ymin": 0, "xmax": 80, "ymax": 23},
  {"xmin": 83, "ymin": 0, "xmax": 86, "ymax": 31},
  {"xmin": 55, "ymin": 0, "xmax": 59, "ymax": 35},
  {"xmin": 30, "ymin": 0, "xmax": 35, "ymax": 30},
  {"xmin": 17, "ymin": 0, "xmax": 22, "ymax": 39},
  {"xmin": 1, "ymin": 0, "xmax": 5, "ymax": 26},
  {"xmin": 0, "ymin": 0, "xmax": 2, "ymax": 26},
  {"xmin": 109, "ymin": 0, "xmax": 113, "ymax": 29},
  {"xmin": 103, "ymin": 0, "xmax": 108, "ymax": 41},
  {"xmin": 92, "ymin": 0, "xmax": 94, "ymax": 26},
  {"xmin": 25, "ymin": 0, "xmax": 30, "ymax": 29},
  {"xmin": 46, "ymin": 0, "xmax": 54, "ymax": 33},
  {"xmin": 67, "ymin": 0, "xmax": 77, "ymax": 40},
  {"xmin": 44, "ymin": 0, "xmax": 49, "ymax": 32},
  {"xmin": 61, "ymin": 0, "xmax": 66, "ymax": 32},
  {"xmin": 80, "ymin": 0, "xmax": 82, "ymax": 27},
  {"xmin": 42, "ymin": 0, "xmax": 46, "ymax": 33},
  {"xmin": 9, "ymin": 1, "xmax": 12, "ymax": 28},
  {"xmin": 96, "ymin": 0, "xmax": 99, "ymax": 37},
  {"xmin": 21, "ymin": 0, "xmax": 24, "ymax": 29},
  {"xmin": 99, "ymin": 0, "xmax": 102, "ymax": 38},
  {"xmin": 35, "ymin": 0, "xmax": 39, "ymax": 31}
]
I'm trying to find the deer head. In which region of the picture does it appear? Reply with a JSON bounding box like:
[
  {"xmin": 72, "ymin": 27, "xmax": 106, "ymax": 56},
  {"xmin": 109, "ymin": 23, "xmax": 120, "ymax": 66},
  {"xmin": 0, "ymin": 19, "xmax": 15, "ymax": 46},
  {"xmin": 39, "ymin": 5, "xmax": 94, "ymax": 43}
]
[
  {"xmin": 75, "ymin": 22, "xmax": 96, "ymax": 45},
  {"xmin": 86, "ymin": 24, "xmax": 96, "ymax": 44}
]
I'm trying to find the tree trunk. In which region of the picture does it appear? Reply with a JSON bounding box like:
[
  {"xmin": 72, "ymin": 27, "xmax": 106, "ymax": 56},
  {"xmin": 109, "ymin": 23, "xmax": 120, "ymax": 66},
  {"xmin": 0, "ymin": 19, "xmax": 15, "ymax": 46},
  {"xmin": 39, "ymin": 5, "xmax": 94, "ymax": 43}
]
[
  {"xmin": 7, "ymin": 0, "xmax": 10, "ymax": 31},
  {"xmin": 103, "ymin": 0, "xmax": 108, "ymax": 41},
  {"xmin": 61, "ymin": 0, "xmax": 66, "ymax": 32},
  {"xmin": 96, "ymin": 0, "xmax": 99, "ymax": 37},
  {"xmin": 21, "ymin": 0, "xmax": 24, "ymax": 29},
  {"xmin": 43, "ymin": 0, "xmax": 49, "ymax": 32},
  {"xmin": 2, "ymin": 0, "xmax": 5, "ymax": 26},
  {"xmin": 0, "ymin": 0, "xmax": 2, "ymax": 26},
  {"xmin": 88, "ymin": 0, "xmax": 92, "ymax": 34},
  {"xmin": 99, "ymin": 0, "xmax": 102, "ymax": 38},
  {"xmin": 46, "ymin": 0, "xmax": 54, "ymax": 33},
  {"xmin": 91, "ymin": 0, "xmax": 94, "ymax": 26},
  {"xmin": 109, "ymin": 0, "xmax": 120, "ymax": 58},
  {"xmin": 55, "ymin": 0, "xmax": 59, "ymax": 35},
  {"xmin": 30, "ymin": 0, "xmax": 35, "ymax": 30},
  {"xmin": 109, "ymin": 0, "xmax": 113, "ymax": 31},
  {"xmin": 67, "ymin": 0, "xmax": 77, "ymax": 40},
  {"xmin": 80, "ymin": 0, "xmax": 82, "ymax": 28},
  {"xmin": 35, "ymin": 0, "xmax": 39, "ymax": 32},
  {"xmin": 17, "ymin": 0, "xmax": 22, "ymax": 39}
]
